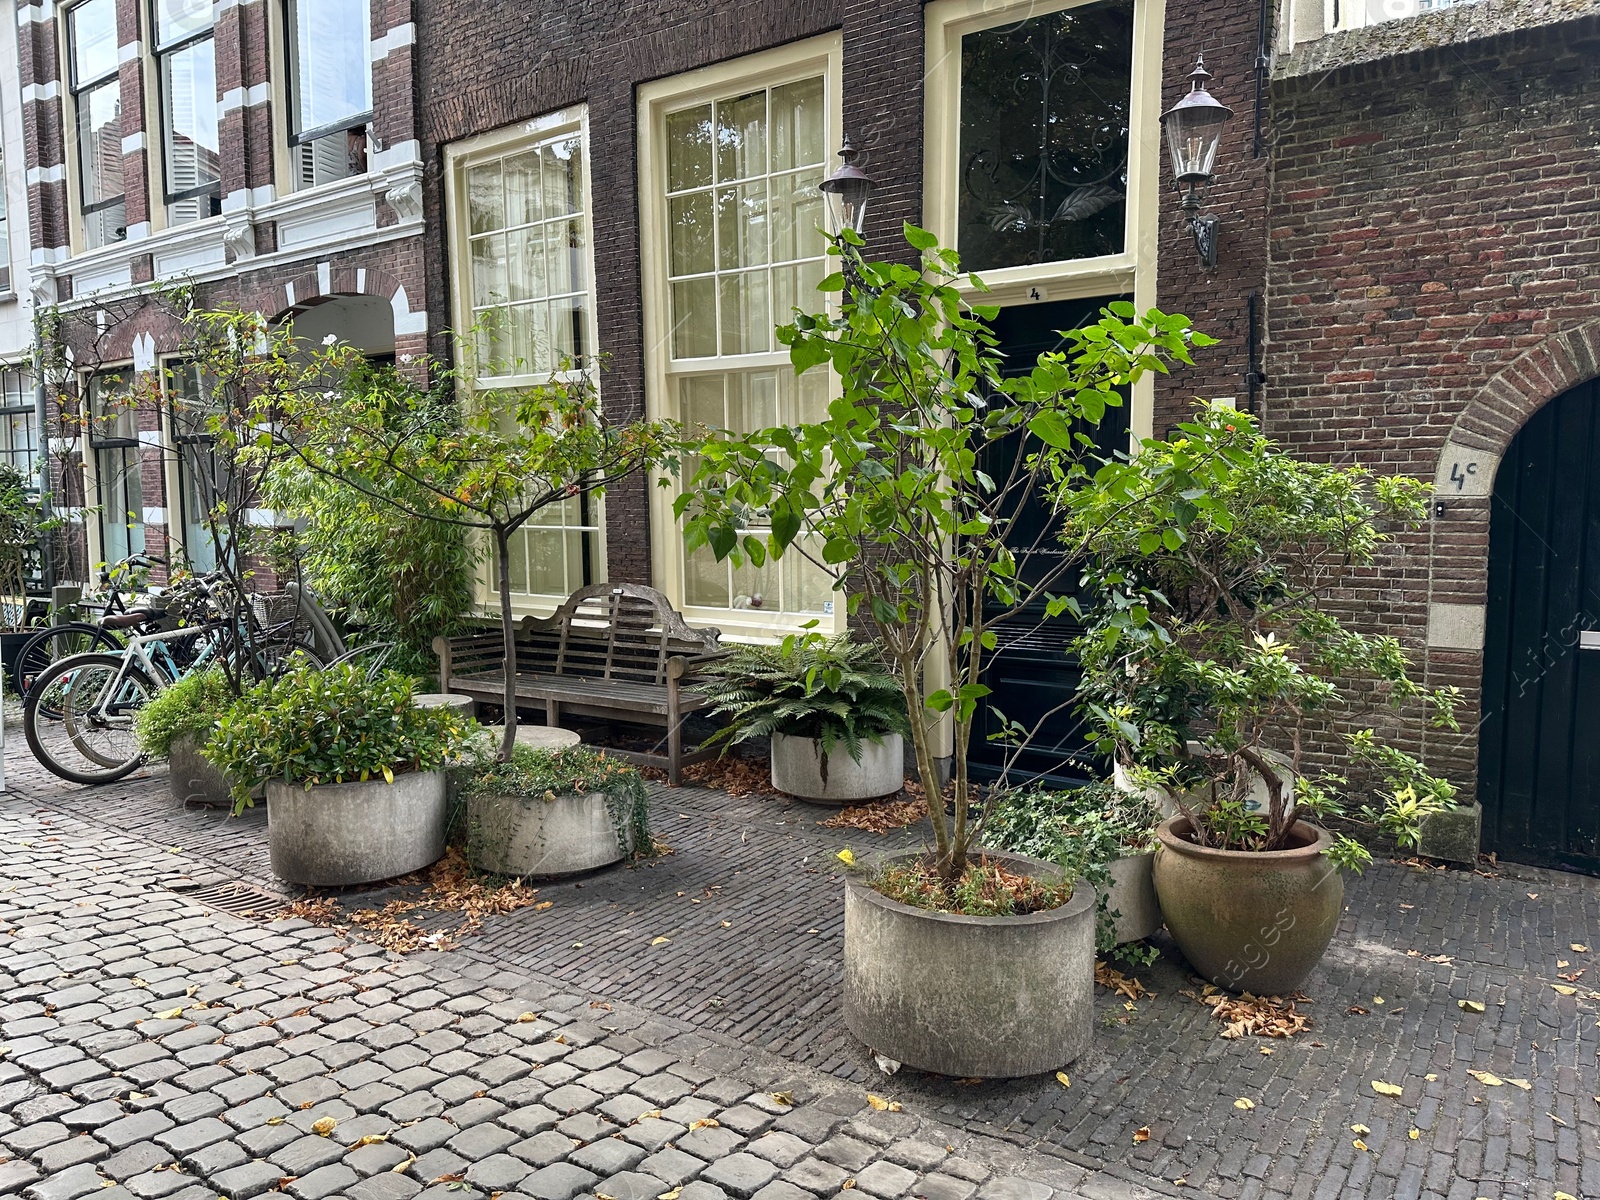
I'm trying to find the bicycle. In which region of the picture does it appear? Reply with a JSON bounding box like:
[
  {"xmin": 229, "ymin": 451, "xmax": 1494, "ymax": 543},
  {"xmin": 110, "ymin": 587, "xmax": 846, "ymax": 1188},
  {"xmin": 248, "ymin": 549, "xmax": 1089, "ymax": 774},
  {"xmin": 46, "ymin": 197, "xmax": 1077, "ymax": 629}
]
[
  {"xmin": 10, "ymin": 554, "xmax": 176, "ymax": 699},
  {"xmin": 23, "ymin": 598, "xmax": 323, "ymax": 785}
]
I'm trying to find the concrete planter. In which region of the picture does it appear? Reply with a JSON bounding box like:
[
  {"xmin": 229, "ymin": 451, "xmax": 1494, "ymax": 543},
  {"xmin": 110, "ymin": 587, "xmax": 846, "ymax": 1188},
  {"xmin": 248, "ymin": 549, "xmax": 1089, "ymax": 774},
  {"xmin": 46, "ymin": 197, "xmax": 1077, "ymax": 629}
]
[
  {"xmin": 266, "ymin": 770, "xmax": 448, "ymax": 887},
  {"xmin": 1152, "ymin": 816, "xmax": 1343, "ymax": 995},
  {"xmin": 167, "ymin": 731, "xmax": 233, "ymax": 809},
  {"xmin": 466, "ymin": 790, "xmax": 632, "ymax": 878},
  {"xmin": 843, "ymin": 850, "xmax": 1095, "ymax": 1078},
  {"xmin": 1417, "ymin": 802, "xmax": 1481, "ymax": 865},
  {"xmin": 771, "ymin": 732, "xmax": 904, "ymax": 804},
  {"xmin": 1102, "ymin": 849, "xmax": 1161, "ymax": 944}
]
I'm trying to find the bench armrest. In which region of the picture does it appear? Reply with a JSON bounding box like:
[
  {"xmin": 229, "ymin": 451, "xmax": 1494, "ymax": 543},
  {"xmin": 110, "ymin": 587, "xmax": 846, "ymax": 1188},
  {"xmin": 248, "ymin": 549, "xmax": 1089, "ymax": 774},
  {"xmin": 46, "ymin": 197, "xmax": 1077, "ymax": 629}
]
[{"xmin": 666, "ymin": 649, "xmax": 731, "ymax": 681}]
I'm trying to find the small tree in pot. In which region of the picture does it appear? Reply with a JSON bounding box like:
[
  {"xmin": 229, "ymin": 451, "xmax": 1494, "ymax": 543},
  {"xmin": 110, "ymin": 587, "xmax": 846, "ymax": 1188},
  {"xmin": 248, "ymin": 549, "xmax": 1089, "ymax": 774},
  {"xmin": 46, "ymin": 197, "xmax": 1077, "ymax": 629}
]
[
  {"xmin": 698, "ymin": 636, "xmax": 910, "ymax": 803},
  {"xmin": 1067, "ymin": 406, "xmax": 1461, "ymax": 993},
  {"xmin": 676, "ymin": 225, "xmax": 1212, "ymax": 1076}
]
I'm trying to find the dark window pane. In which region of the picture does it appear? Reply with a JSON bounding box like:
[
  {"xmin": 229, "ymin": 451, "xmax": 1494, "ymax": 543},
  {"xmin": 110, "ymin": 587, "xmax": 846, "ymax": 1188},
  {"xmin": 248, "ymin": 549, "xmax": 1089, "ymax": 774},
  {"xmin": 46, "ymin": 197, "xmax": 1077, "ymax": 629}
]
[
  {"xmin": 290, "ymin": 0, "xmax": 371, "ymax": 137},
  {"xmin": 958, "ymin": 0, "xmax": 1134, "ymax": 270}
]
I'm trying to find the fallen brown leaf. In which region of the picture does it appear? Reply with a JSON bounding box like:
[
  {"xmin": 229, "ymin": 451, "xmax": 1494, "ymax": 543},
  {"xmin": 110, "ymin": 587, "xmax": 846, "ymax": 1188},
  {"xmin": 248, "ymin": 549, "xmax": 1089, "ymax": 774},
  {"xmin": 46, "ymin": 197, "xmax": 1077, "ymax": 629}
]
[
  {"xmin": 1133, "ymin": 1126, "xmax": 1151, "ymax": 1143},
  {"xmin": 1095, "ymin": 962, "xmax": 1152, "ymax": 1001},
  {"xmin": 1192, "ymin": 989, "xmax": 1312, "ymax": 1039}
]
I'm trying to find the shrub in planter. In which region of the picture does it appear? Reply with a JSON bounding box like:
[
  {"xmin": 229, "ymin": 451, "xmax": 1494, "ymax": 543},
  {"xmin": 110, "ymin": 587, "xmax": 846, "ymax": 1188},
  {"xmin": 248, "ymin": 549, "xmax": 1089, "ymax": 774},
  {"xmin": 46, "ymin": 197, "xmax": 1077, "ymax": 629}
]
[
  {"xmin": 1067, "ymin": 407, "xmax": 1463, "ymax": 994},
  {"xmin": 984, "ymin": 781, "xmax": 1164, "ymax": 956},
  {"xmin": 678, "ymin": 224, "xmax": 1209, "ymax": 1076},
  {"xmin": 207, "ymin": 663, "xmax": 470, "ymax": 885},
  {"xmin": 461, "ymin": 743, "xmax": 650, "ymax": 878},
  {"xmin": 700, "ymin": 637, "xmax": 909, "ymax": 803},
  {"xmin": 133, "ymin": 668, "xmax": 238, "ymax": 808}
]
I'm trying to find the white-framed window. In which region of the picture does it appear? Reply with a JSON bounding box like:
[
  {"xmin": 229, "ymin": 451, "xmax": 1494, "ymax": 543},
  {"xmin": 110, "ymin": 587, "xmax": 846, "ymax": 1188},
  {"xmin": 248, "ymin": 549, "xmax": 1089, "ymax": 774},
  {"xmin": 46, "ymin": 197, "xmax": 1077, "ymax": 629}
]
[
  {"xmin": 639, "ymin": 37, "xmax": 845, "ymax": 638},
  {"xmin": 152, "ymin": 0, "xmax": 221, "ymax": 225},
  {"xmin": 445, "ymin": 107, "xmax": 605, "ymax": 615},
  {"xmin": 0, "ymin": 369, "xmax": 39, "ymax": 479},
  {"xmin": 0, "ymin": 137, "xmax": 10, "ymax": 293},
  {"xmin": 65, "ymin": 0, "xmax": 127, "ymax": 249},
  {"xmin": 284, "ymin": 0, "xmax": 371, "ymax": 189},
  {"xmin": 161, "ymin": 359, "xmax": 226, "ymax": 573},
  {"xmin": 925, "ymin": 0, "xmax": 1164, "ymax": 439},
  {"xmin": 84, "ymin": 370, "xmax": 145, "ymax": 567}
]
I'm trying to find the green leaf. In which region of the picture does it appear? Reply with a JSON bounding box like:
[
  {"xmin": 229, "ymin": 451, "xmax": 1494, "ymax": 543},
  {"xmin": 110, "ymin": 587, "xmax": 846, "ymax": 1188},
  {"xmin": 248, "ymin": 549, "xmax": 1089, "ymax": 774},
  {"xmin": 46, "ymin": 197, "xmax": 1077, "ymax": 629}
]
[
  {"xmin": 1028, "ymin": 411, "xmax": 1075, "ymax": 449},
  {"xmin": 903, "ymin": 223, "xmax": 939, "ymax": 252}
]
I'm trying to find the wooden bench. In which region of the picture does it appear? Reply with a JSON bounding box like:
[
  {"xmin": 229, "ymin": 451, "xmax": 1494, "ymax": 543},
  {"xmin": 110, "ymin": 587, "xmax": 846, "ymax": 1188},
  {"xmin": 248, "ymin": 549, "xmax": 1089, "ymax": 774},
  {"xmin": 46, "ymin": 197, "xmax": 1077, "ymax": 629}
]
[{"xmin": 433, "ymin": 582, "xmax": 729, "ymax": 785}]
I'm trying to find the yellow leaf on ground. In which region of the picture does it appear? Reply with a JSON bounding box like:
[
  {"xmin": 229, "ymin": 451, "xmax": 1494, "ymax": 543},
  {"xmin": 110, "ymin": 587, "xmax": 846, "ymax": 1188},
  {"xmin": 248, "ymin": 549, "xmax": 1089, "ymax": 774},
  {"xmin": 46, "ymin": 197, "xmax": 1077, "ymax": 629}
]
[
  {"xmin": 515, "ymin": 1012, "xmax": 538, "ymax": 1023},
  {"xmin": 650, "ymin": 937, "xmax": 671, "ymax": 946},
  {"xmin": 154, "ymin": 1007, "xmax": 183, "ymax": 1021},
  {"xmin": 1553, "ymin": 984, "xmax": 1578, "ymax": 996},
  {"xmin": 1459, "ymin": 1000, "xmax": 1486, "ymax": 1013},
  {"xmin": 865, "ymin": 1094, "xmax": 901, "ymax": 1112},
  {"xmin": 1426, "ymin": 1073, "xmax": 1439, "ymax": 1081},
  {"xmin": 1133, "ymin": 1127, "xmax": 1151, "ymax": 1143},
  {"xmin": 1371, "ymin": 1081, "xmax": 1404, "ymax": 1097},
  {"xmin": 687, "ymin": 1119, "xmax": 721, "ymax": 1130},
  {"xmin": 1055, "ymin": 1072, "xmax": 1071, "ymax": 1088},
  {"xmin": 1556, "ymin": 1191, "xmax": 1578, "ymax": 1200},
  {"xmin": 1234, "ymin": 1098, "xmax": 1256, "ymax": 1110},
  {"xmin": 1571, "ymin": 944, "xmax": 1588, "ymax": 952},
  {"xmin": 1408, "ymin": 1128, "xmax": 1420, "ymax": 1140},
  {"xmin": 1468, "ymin": 1070, "xmax": 1504, "ymax": 1086},
  {"xmin": 311, "ymin": 1117, "xmax": 337, "ymax": 1136},
  {"xmin": 837, "ymin": 849, "xmax": 857, "ymax": 866},
  {"xmin": 266, "ymin": 1117, "xmax": 286, "ymax": 1126},
  {"xmin": 841, "ymin": 1180, "xmax": 856, "ymax": 1190},
  {"xmin": 1353, "ymin": 1139, "xmax": 1369, "ymax": 1152},
  {"xmin": 353, "ymin": 1134, "xmax": 388, "ymax": 1147},
  {"xmin": 771, "ymin": 1091, "xmax": 794, "ymax": 1106},
  {"xmin": 658, "ymin": 1189, "xmax": 683, "ymax": 1200},
  {"xmin": 391, "ymin": 1155, "xmax": 415, "ymax": 1174},
  {"xmin": 1350, "ymin": 1124, "xmax": 1370, "ymax": 1135},
  {"xmin": 1506, "ymin": 1078, "xmax": 1532, "ymax": 1090}
]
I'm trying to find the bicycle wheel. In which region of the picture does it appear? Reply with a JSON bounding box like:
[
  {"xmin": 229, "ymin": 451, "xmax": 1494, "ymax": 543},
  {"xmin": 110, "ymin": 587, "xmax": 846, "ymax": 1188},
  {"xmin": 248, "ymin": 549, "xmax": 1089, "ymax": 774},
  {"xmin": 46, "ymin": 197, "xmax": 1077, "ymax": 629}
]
[
  {"xmin": 24, "ymin": 653, "xmax": 158, "ymax": 785},
  {"xmin": 12, "ymin": 623, "xmax": 124, "ymax": 701}
]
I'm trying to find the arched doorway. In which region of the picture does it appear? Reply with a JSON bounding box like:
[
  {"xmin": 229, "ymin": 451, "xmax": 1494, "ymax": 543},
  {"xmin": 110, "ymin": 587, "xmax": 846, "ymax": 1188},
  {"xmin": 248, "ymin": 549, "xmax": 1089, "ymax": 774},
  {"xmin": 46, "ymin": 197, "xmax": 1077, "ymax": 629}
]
[{"xmin": 1479, "ymin": 376, "xmax": 1600, "ymax": 872}]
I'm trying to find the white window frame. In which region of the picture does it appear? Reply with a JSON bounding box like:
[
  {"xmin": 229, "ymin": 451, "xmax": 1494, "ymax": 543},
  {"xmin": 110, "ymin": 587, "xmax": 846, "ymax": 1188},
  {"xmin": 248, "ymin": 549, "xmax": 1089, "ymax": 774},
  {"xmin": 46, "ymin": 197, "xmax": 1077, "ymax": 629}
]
[
  {"xmin": 444, "ymin": 105, "xmax": 607, "ymax": 619},
  {"xmin": 150, "ymin": 0, "xmax": 222, "ymax": 228},
  {"xmin": 924, "ymin": 0, "xmax": 1164, "ymax": 440},
  {"xmin": 80, "ymin": 367, "xmax": 146, "ymax": 571},
  {"xmin": 638, "ymin": 35, "xmax": 847, "ymax": 642},
  {"xmin": 62, "ymin": 0, "xmax": 129, "ymax": 252}
]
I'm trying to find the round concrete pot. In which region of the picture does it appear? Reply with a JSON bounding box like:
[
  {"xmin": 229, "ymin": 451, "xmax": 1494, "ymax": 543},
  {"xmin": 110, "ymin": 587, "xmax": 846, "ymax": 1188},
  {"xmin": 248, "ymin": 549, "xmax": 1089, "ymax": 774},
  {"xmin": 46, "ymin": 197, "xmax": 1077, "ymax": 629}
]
[
  {"xmin": 771, "ymin": 731, "xmax": 904, "ymax": 804},
  {"xmin": 843, "ymin": 850, "xmax": 1095, "ymax": 1078},
  {"xmin": 167, "ymin": 731, "xmax": 233, "ymax": 809},
  {"xmin": 266, "ymin": 770, "xmax": 448, "ymax": 887},
  {"xmin": 1152, "ymin": 816, "xmax": 1343, "ymax": 995},
  {"xmin": 1101, "ymin": 849, "xmax": 1161, "ymax": 945},
  {"xmin": 466, "ymin": 789, "xmax": 632, "ymax": 878}
]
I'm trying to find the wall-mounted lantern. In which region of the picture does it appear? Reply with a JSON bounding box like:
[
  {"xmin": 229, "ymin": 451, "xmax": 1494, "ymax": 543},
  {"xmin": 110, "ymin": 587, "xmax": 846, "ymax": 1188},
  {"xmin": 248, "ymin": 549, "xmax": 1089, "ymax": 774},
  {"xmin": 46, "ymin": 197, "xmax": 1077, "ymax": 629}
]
[{"xmin": 1160, "ymin": 55, "xmax": 1232, "ymax": 270}]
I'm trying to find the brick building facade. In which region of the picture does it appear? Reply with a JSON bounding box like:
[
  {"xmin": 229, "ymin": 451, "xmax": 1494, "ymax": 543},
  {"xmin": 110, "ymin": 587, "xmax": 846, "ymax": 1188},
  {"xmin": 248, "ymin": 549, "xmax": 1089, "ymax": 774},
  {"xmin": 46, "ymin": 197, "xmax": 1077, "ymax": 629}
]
[{"xmin": 9, "ymin": 0, "xmax": 429, "ymax": 579}]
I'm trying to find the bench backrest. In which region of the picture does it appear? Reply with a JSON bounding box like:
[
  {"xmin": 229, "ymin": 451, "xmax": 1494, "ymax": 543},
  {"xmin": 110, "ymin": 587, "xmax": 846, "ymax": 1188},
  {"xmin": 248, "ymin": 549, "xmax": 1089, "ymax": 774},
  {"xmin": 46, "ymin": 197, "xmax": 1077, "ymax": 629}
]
[{"xmin": 516, "ymin": 583, "xmax": 722, "ymax": 686}]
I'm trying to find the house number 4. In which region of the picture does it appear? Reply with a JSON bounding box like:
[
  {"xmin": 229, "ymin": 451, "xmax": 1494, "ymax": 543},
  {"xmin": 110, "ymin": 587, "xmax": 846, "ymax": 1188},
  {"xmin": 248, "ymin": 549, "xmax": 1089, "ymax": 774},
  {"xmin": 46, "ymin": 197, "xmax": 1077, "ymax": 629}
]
[{"xmin": 1449, "ymin": 461, "xmax": 1478, "ymax": 491}]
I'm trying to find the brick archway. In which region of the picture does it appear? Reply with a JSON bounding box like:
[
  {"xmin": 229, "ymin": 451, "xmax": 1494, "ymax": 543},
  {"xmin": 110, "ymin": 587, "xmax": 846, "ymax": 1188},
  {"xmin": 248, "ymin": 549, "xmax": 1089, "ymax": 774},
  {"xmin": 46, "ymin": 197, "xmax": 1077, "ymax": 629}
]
[
  {"xmin": 256, "ymin": 262, "xmax": 429, "ymax": 356},
  {"xmin": 1422, "ymin": 322, "xmax": 1600, "ymax": 800}
]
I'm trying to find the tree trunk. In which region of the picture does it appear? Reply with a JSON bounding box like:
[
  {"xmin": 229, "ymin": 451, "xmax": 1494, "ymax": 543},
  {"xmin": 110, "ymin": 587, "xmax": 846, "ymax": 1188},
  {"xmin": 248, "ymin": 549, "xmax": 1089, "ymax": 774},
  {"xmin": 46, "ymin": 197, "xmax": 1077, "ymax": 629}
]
[{"xmin": 496, "ymin": 528, "xmax": 517, "ymax": 762}]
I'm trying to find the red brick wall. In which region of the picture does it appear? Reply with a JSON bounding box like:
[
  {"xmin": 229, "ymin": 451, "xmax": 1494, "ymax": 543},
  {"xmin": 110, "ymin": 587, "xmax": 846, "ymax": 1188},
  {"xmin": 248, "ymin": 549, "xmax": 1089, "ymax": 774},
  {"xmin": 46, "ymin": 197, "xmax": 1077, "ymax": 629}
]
[{"xmin": 1265, "ymin": 16, "xmax": 1600, "ymax": 798}]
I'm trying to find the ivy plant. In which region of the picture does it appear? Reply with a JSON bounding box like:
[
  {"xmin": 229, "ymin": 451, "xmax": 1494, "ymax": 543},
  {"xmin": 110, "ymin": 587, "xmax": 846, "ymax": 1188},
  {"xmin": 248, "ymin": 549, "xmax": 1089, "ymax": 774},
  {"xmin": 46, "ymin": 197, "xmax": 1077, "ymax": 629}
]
[{"xmin": 458, "ymin": 743, "xmax": 652, "ymax": 862}]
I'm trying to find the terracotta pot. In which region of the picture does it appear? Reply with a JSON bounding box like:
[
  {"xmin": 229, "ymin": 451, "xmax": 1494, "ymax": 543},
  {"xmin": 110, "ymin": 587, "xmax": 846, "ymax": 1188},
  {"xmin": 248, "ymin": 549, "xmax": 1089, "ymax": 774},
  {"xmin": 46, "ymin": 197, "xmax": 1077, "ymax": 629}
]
[
  {"xmin": 1152, "ymin": 816, "xmax": 1343, "ymax": 995},
  {"xmin": 843, "ymin": 850, "xmax": 1095, "ymax": 1078}
]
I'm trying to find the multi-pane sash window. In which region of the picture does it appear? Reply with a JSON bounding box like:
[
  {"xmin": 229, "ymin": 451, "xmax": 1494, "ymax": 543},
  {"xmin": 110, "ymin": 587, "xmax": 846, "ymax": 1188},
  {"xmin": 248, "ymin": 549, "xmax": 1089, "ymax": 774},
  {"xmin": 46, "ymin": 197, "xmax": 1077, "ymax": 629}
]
[
  {"xmin": 0, "ymin": 138, "xmax": 10, "ymax": 292},
  {"xmin": 452, "ymin": 115, "xmax": 603, "ymax": 608},
  {"xmin": 465, "ymin": 131, "xmax": 590, "ymax": 379},
  {"xmin": 0, "ymin": 370, "xmax": 38, "ymax": 479},
  {"xmin": 154, "ymin": 0, "xmax": 221, "ymax": 225},
  {"xmin": 287, "ymin": 0, "xmax": 372, "ymax": 189},
  {"xmin": 68, "ymin": 0, "xmax": 126, "ymax": 248},
  {"xmin": 661, "ymin": 76, "xmax": 834, "ymax": 622},
  {"xmin": 85, "ymin": 372, "xmax": 144, "ymax": 566}
]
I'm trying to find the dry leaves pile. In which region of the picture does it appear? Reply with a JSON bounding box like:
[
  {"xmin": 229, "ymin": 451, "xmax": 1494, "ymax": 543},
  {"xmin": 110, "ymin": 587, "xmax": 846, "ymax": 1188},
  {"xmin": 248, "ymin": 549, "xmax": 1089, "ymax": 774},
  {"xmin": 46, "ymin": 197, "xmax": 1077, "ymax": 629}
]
[
  {"xmin": 1183, "ymin": 984, "xmax": 1313, "ymax": 1039},
  {"xmin": 678, "ymin": 757, "xmax": 785, "ymax": 799},
  {"xmin": 270, "ymin": 848, "xmax": 548, "ymax": 953},
  {"xmin": 819, "ymin": 796, "xmax": 927, "ymax": 834},
  {"xmin": 1095, "ymin": 961, "xmax": 1152, "ymax": 1001}
]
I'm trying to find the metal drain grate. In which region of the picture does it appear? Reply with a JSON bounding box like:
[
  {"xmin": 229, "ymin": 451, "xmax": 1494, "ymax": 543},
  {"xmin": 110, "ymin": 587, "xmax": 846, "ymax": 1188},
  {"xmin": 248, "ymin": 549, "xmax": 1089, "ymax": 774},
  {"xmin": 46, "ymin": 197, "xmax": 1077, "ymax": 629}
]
[{"xmin": 167, "ymin": 879, "xmax": 286, "ymax": 920}]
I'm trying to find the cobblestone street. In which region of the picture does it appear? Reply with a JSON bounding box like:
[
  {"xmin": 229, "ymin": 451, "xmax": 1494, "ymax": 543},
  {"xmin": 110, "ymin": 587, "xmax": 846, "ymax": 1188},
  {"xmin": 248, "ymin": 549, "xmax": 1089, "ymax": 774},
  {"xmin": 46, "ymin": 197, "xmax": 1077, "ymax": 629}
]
[{"xmin": 3, "ymin": 743, "xmax": 1600, "ymax": 1200}]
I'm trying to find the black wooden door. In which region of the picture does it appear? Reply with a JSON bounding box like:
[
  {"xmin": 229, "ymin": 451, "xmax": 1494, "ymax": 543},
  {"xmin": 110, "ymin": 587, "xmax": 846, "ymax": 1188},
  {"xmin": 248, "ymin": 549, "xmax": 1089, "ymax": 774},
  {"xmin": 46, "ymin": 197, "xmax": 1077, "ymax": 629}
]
[
  {"xmin": 1480, "ymin": 377, "xmax": 1600, "ymax": 873},
  {"xmin": 967, "ymin": 296, "xmax": 1130, "ymax": 785}
]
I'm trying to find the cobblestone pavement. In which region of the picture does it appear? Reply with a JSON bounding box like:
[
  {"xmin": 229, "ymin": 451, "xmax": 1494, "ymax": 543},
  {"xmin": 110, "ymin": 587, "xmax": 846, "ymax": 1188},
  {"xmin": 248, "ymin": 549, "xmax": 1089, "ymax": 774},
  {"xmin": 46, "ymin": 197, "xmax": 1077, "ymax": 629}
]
[{"xmin": 5, "ymin": 741, "xmax": 1600, "ymax": 1199}]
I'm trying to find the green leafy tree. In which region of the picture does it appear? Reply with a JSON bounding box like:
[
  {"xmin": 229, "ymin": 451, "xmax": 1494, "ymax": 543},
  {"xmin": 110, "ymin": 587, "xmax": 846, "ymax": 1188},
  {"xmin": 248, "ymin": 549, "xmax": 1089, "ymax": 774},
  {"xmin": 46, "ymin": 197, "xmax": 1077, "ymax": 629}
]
[
  {"xmin": 266, "ymin": 349, "xmax": 677, "ymax": 761},
  {"xmin": 1064, "ymin": 406, "xmax": 1461, "ymax": 870},
  {"xmin": 676, "ymin": 223, "xmax": 1211, "ymax": 882}
]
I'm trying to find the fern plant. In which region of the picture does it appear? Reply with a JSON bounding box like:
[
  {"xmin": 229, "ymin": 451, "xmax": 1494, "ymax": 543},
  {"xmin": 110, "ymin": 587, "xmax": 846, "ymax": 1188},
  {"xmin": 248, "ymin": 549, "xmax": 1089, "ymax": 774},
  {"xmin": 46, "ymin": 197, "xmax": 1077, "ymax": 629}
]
[{"xmin": 699, "ymin": 637, "xmax": 909, "ymax": 765}]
